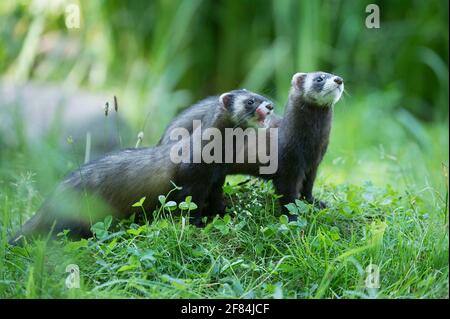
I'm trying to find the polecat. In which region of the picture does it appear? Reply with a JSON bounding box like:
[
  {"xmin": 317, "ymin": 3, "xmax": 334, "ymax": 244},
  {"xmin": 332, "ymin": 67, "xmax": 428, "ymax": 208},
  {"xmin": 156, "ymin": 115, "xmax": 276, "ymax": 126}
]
[
  {"xmin": 158, "ymin": 90, "xmax": 278, "ymax": 145},
  {"xmin": 158, "ymin": 72, "xmax": 344, "ymax": 219},
  {"xmin": 9, "ymin": 90, "xmax": 273, "ymax": 244},
  {"xmin": 272, "ymin": 72, "xmax": 344, "ymax": 218},
  {"xmin": 157, "ymin": 90, "xmax": 278, "ymax": 216},
  {"xmin": 229, "ymin": 72, "xmax": 344, "ymax": 215}
]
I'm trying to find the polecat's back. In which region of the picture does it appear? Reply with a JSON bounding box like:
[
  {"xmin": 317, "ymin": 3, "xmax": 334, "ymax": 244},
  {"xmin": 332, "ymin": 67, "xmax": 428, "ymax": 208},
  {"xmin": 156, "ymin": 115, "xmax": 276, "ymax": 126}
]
[{"xmin": 158, "ymin": 96, "xmax": 218, "ymax": 145}]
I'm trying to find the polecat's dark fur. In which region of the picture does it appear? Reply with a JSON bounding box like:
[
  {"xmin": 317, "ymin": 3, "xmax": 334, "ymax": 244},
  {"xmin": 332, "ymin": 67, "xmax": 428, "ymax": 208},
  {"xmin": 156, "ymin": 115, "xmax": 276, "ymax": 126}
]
[
  {"xmin": 272, "ymin": 72, "xmax": 343, "ymax": 217},
  {"xmin": 158, "ymin": 72, "xmax": 344, "ymax": 219},
  {"xmin": 9, "ymin": 90, "xmax": 273, "ymax": 244},
  {"xmin": 229, "ymin": 73, "xmax": 343, "ymax": 216},
  {"xmin": 158, "ymin": 90, "xmax": 277, "ymax": 146},
  {"xmin": 158, "ymin": 90, "xmax": 275, "ymax": 217}
]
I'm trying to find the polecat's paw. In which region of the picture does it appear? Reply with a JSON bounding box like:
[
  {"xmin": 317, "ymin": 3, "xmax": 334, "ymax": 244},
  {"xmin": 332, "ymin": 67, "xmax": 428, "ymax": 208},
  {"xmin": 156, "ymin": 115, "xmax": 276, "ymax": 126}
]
[
  {"xmin": 313, "ymin": 199, "xmax": 328, "ymax": 209},
  {"xmin": 212, "ymin": 203, "xmax": 226, "ymax": 217},
  {"xmin": 190, "ymin": 216, "xmax": 206, "ymax": 228},
  {"xmin": 304, "ymin": 197, "xmax": 328, "ymax": 210},
  {"xmin": 205, "ymin": 200, "xmax": 226, "ymax": 218}
]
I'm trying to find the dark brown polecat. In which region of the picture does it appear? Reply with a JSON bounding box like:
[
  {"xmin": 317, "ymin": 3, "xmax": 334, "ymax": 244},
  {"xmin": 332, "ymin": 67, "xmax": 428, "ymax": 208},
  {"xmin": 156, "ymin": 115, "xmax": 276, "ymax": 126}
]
[
  {"xmin": 158, "ymin": 90, "xmax": 278, "ymax": 145},
  {"xmin": 158, "ymin": 72, "xmax": 344, "ymax": 219},
  {"xmin": 157, "ymin": 91, "xmax": 278, "ymax": 215},
  {"xmin": 272, "ymin": 71, "xmax": 344, "ymax": 218},
  {"xmin": 9, "ymin": 90, "xmax": 273, "ymax": 244}
]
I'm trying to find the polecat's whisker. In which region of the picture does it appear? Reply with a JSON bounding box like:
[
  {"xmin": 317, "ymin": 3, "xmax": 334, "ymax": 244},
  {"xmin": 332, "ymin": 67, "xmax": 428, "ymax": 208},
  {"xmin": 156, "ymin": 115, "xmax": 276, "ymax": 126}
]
[
  {"xmin": 232, "ymin": 110, "xmax": 254, "ymax": 128},
  {"xmin": 343, "ymin": 89, "xmax": 351, "ymax": 97}
]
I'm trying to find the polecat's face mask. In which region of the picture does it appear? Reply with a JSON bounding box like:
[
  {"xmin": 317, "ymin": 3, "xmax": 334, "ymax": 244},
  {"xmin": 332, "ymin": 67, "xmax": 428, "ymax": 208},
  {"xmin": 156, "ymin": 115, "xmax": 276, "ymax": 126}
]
[
  {"xmin": 292, "ymin": 72, "xmax": 344, "ymax": 107},
  {"xmin": 221, "ymin": 90, "xmax": 274, "ymax": 127}
]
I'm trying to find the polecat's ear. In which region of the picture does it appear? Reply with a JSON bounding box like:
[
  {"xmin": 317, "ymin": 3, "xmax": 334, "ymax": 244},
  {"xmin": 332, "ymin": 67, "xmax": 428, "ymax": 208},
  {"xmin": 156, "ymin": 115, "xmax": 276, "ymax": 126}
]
[
  {"xmin": 291, "ymin": 72, "xmax": 307, "ymax": 91},
  {"xmin": 219, "ymin": 92, "xmax": 234, "ymax": 110}
]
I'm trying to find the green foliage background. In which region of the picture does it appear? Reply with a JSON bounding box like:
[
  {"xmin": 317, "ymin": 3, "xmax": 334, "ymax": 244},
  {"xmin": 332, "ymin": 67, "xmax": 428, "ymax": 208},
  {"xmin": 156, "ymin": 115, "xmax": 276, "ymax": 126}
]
[
  {"xmin": 1, "ymin": 0, "xmax": 448, "ymax": 189},
  {"xmin": 1, "ymin": 0, "xmax": 448, "ymax": 117},
  {"xmin": 0, "ymin": 0, "xmax": 448, "ymax": 299}
]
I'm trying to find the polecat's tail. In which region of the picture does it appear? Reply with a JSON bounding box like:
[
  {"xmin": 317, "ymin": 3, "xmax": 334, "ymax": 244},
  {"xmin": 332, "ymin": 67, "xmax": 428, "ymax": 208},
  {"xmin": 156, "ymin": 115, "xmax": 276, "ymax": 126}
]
[
  {"xmin": 8, "ymin": 213, "xmax": 44, "ymax": 246},
  {"xmin": 8, "ymin": 213, "xmax": 93, "ymax": 245}
]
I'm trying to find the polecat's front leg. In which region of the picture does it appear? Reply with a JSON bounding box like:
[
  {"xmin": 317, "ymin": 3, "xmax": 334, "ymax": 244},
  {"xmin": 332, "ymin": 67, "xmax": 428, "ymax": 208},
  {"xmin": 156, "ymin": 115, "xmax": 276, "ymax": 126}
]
[
  {"xmin": 273, "ymin": 175, "xmax": 301, "ymax": 222},
  {"xmin": 300, "ymin": 167, "xmax": 327, "ymax": 209},
  {"xmin": 205, "ymin": 175, "xmax": 226, "ymax": 218}
]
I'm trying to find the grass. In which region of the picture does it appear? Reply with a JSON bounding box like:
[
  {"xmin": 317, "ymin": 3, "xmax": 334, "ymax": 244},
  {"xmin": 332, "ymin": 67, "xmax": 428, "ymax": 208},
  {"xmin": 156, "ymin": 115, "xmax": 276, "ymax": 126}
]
[
  {"xmin": 0, "ymin": 179, "xmax": 447, "ymax": 298},
  {"xmin": 0, "ymin": 97, "xmax": 448, "ymax": 299},
  {"xmin": 0, "ymin": 0, "xmax": 448, "ymax": 300}
]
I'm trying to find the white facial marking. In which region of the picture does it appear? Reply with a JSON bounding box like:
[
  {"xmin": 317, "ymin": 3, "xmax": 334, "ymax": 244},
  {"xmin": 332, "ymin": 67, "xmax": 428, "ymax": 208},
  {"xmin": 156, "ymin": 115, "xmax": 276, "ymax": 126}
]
[
  {"xmin": 301, "ymin": 72, "xmax": 344, "ymax": 106},
  {"xmin": 320, "ymin": 76, "xmax": 343, "ymax": 105},
  {"xmin": 233, "ymin": 94, "xmax": 247, "ymax": 115},
  {"xmin": 304, "ymin": 75, "xmax": 314, "ymax": 95},
  {"xmin": 258, "ymin": 101, "xmax": 272, "ymax": 115}
]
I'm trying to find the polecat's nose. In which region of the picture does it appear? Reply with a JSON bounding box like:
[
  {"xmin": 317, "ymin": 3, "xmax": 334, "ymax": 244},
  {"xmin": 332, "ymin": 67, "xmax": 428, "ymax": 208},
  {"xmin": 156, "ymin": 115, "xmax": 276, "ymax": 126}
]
[{"xmin": 334, "ymin": 77, "xmax": 343, "ymax": 85}]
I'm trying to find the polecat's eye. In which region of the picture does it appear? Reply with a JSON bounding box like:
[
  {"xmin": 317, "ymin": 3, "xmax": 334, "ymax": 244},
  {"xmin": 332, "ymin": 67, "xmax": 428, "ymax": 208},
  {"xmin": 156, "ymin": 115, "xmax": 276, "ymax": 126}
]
[
  {"xmin": 247, "ymin": 99, "xmax": 254, "ymax": 105},
  {"xmin": 316, "ymin": 77, "xmax": 323, "ymax": 82}
]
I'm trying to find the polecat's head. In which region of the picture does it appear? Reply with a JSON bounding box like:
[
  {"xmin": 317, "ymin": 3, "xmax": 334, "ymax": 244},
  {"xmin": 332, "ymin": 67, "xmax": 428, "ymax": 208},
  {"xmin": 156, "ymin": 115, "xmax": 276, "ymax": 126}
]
[
  {"xmin": 219, "ymin": 89, "xmax": 274, "ymax": 126},
  {"xmin": 291, "ymin": 71, "xmax": 344, "ymax": 107}
]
